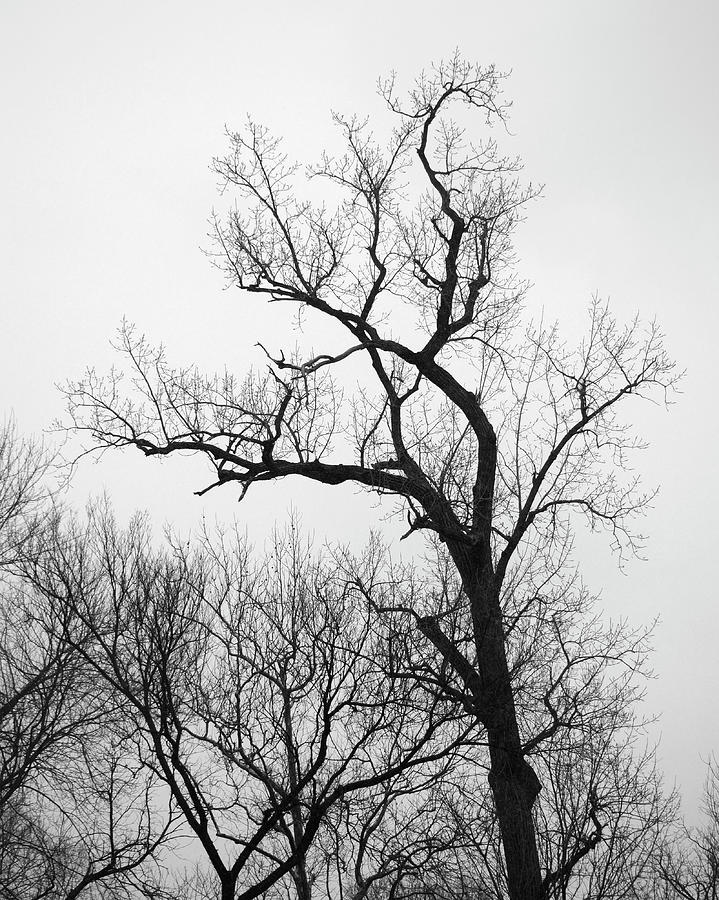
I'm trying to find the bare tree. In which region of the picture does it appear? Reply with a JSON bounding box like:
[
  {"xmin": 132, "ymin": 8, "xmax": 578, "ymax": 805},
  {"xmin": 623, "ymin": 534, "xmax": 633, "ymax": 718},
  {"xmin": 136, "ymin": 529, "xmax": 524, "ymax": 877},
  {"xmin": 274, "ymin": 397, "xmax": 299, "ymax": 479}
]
[
  {"xmin": 0, "ymin": 422, "xmax": 177, "ymax": 899},
  {"xmin": 650, "ymin": 759, "xmax": 719, "ymax": 899},
  {"xmin": 0, "ymin": 747, "xmax": 176, "ymax": 900},
  {"xmin": 0, "ymin": 421, "xmax": 81, "ymax": 817},
  {"xmin": 26, "ymin": 507, "xmax": 474, "ymax": 900},
  {"xmin": 63, "ymin": 55, "xmax": 678, "ymax": 898},
  {"xmin": 0, "ymin": 418, "xmax": 51, "ymax": 569}
]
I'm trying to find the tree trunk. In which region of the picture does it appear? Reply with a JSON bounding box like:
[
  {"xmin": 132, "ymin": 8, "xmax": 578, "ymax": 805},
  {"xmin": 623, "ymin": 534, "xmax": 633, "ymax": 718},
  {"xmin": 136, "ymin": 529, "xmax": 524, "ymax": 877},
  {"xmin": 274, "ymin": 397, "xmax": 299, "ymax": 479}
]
[
  {"xmin": 282, "ymin": 677, "xmax": 312, "ymax": 900},
  {"xmin": 481, "ymin": 612, "xmax": 543, "ymax": 899},
  {"xmin": 220, "ymin": 876, "xmax": 236, "ymax": 900},
  {"xmin": 459, "ymin": 547, "xmax": 543, "ymax": 900},
  {"xmin": 487, "ymin": 724, "xmax": 543, "ymax": 899}
]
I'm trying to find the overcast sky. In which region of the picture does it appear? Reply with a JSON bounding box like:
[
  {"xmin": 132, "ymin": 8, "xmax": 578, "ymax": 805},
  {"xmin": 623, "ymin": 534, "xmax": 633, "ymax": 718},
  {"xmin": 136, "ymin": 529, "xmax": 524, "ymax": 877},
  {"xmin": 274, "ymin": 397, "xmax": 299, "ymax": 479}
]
[{"xmin": 1, "ymin": 0, "xmax": 717, "ymax": 816}]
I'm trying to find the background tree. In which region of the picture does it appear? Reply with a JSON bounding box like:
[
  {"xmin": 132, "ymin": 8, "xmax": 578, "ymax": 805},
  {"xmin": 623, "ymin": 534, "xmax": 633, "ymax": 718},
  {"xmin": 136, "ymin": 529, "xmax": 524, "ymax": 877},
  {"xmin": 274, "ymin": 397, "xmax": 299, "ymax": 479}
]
[
  {"xmin": 26, "ymin": 509, "xmax": 474, "ymax": 900},
  {"xmin": 0, "ymin": 422, "xmax": 177, "ymax": 900},
  {"xmin": 651, "ymin": 758, "xmax": 719, "ymax": 899},
  {"xmin": 63, "ymin": 56, "xmax": 678, "ymax": 899},
  {"xmin": 0, "ymin": 419, "xmax": 50, "ymax": 570}
]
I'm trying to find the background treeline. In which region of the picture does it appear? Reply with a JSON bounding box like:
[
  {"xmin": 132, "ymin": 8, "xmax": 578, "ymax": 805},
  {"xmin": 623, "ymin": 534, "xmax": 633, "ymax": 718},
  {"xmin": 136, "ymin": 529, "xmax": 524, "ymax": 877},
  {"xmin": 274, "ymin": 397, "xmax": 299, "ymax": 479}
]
[{"xmin": 1, "ymin": 418, "xmax": 717, "ymax": 899}]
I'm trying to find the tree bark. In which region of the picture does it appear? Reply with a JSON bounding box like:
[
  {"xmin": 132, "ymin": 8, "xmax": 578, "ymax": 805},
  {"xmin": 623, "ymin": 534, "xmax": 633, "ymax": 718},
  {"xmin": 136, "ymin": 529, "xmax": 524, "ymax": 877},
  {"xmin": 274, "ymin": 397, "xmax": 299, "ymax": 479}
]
[
  {"xmin": 282, "ymin": 678, "xmax": 312, "ymax": 900},
  {"xmin": 480, "ymin": 608, "xmax": 543, "ymax": 898},
  {"xmin": 459, "ymin": 546, "xmax": 543, "ymax": 900},
  {"xmin": 485, "ymin": 695, "xmax": 543, "ymax": 898},
  {"xmin": 220, "ymin": 876, "xmax": 236, "ymax": 900}
]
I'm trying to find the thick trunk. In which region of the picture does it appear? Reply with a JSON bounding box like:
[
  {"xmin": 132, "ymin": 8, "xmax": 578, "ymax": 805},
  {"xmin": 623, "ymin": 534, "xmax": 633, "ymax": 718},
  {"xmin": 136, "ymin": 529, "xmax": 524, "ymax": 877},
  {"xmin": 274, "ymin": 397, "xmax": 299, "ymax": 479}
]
[
  {"xmin": 220, "ymin": 877, "xmax": 236, "ymax": 900},
  {"xmin": 456, "ymin": 547, "xmax": 543, "ymax": 900},
  {"xmin": 291, "ymin": 858, "xmax": 312, "ymax": 900},
  {"xmin": 487, "ymin": 724, "xmax": 543, "ymax": 899},
  {"xmin": 480, "ymin": 610, "xmax": 543, "ymax": 900}
]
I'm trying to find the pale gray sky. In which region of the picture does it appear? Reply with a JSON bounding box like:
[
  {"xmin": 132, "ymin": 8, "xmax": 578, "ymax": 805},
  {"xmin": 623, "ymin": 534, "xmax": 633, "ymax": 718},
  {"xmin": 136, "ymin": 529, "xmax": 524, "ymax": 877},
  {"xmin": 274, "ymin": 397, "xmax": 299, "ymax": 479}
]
[{"xmin": 1, "ymin": 0, "xmax": 717, "ymax": 815}]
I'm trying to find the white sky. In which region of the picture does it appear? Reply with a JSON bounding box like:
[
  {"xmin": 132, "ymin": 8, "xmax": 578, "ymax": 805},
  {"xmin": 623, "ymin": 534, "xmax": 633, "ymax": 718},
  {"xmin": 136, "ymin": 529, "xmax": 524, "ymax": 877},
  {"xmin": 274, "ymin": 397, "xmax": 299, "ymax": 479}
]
[{"xmin": 1, "ymin": 0, "xmax": 717, "ymax": 816}]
